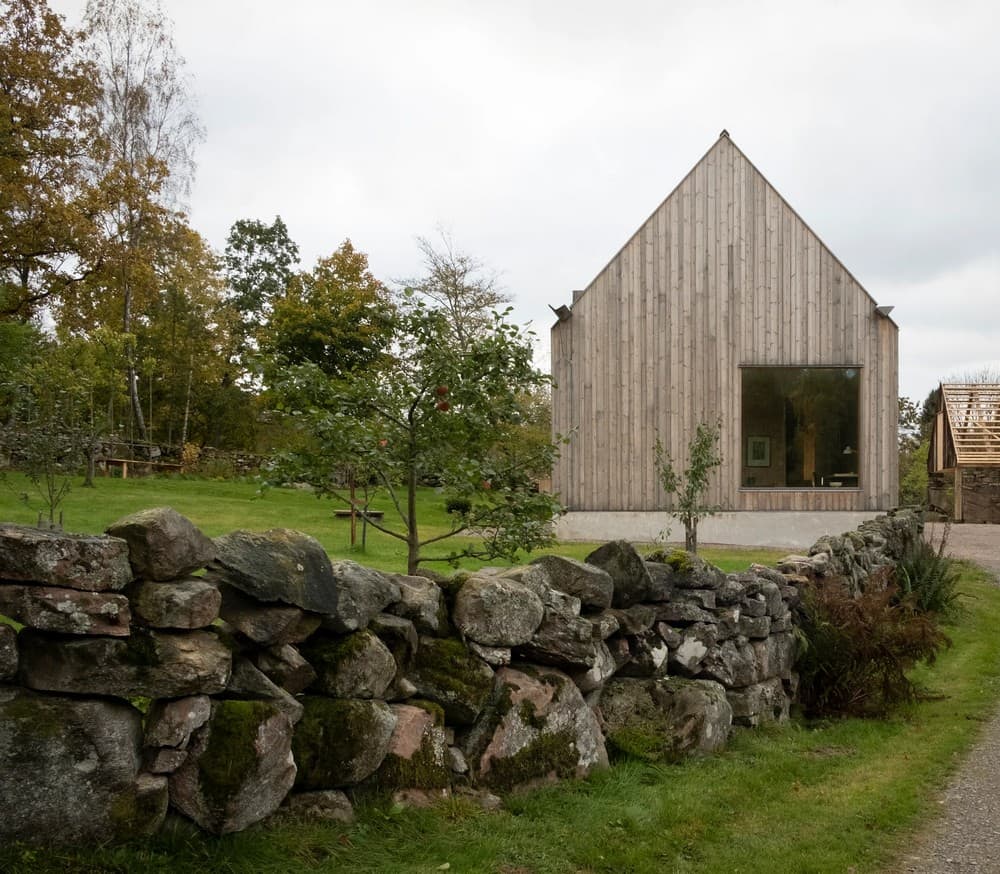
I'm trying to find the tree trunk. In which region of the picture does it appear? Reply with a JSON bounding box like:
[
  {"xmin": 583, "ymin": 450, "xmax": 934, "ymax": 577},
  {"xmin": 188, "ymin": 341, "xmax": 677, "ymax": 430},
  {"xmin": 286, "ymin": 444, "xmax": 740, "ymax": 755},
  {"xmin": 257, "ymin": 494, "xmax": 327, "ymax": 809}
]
[
  {"xmin": 180, "ymin": 356, "xmax": 193, "ymax": 447},
  {"xmin": 83, "ymin": 440, "xmax": 96, "ymax": 487},
  {"xmin": 406, "ymin": 464, "xmax": 419, "ymax": 574},
  {"xmin": 685, "ymin": 523, "xmax": 698, "ymax": 554},
  {"xmin": 123, "ymin": 281, "xmax": 150, "ymax": 452}
]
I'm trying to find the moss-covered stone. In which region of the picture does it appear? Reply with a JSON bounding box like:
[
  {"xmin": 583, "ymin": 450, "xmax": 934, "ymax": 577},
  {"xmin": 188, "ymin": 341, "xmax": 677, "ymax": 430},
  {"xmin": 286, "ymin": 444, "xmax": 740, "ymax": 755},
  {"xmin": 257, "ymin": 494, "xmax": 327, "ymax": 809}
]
[
  {"xmin": 299, "ymin": 631, "xmax": 396, "ymax": 699},
  {"xmin": 198, "ymin": 700, "xmax": 279, "ymax": 811},
  {"xmin": 365, "ymin": 711, "xmax": 450, "ymax": 794},
  {"xmin": 108, "ymin": 774, "xmax": 168, "ymax": 837},
  {"xmin": 482, "ymin": 729, "xmax": 580, "ymax": 792},
  {"xmin": 293, "ymin": 697, "xmax": 396, "ymax": 790},
  {"xmin": 601, "ymin": 677, "xmax": 732, "ymax": 763},
  {"xmin": 409, "ymin": 698, "xmax": 446, "ymax": 726},
  {"xmin": 0, "ymin": 688, "xmax": 146, "ymax": 844},
  {"xmin": 409, "ymin": 636, "xmax": 494, "ymax": 725}
]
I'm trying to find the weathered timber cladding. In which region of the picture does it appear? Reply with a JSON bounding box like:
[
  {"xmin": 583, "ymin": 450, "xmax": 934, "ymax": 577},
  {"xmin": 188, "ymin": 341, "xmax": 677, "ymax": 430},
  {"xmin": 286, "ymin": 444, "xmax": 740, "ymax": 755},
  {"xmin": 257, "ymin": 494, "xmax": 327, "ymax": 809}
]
[{"xmin": 552, "ymin": 135, "xmax": 899, "ymax": 513}]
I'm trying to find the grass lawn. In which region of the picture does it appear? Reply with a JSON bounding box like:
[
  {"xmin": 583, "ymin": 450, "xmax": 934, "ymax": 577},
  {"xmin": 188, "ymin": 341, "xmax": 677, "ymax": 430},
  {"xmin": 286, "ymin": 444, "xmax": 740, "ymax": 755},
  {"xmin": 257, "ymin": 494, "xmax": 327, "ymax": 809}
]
[
  {"xmin": 0, "ymin": 473, "xmax": 786, "ymax": 573},
  {"xmin": 2, "ymin": 563, "xmax": 998, "ymax": 873}
]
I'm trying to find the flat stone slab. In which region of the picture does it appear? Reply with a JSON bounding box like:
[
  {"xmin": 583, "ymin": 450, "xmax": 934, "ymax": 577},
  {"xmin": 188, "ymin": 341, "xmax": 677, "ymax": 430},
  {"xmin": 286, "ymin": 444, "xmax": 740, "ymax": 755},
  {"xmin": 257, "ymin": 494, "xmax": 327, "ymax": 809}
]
[
  {"xmin": 0, "ymin": 583, "xmax": 130, "ymax": 636},
  {"xmin": 0, "ymin": 524, "xmax": 132, "ymax": 591},
  {"xmin": 129, "ymin": 578, "xmax": 221, "ymax": 629},
  {"xmin": 19, "ymin": 628, "xmax": 232, "ymax": 698}
]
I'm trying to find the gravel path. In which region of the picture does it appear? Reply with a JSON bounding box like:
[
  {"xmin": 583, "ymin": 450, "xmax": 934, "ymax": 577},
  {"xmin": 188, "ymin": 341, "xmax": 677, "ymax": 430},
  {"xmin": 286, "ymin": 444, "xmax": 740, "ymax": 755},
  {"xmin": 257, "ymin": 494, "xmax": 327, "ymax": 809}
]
[{"xmin": 893, "ymin": 523, "xmax": 1000, "ymax": 873}]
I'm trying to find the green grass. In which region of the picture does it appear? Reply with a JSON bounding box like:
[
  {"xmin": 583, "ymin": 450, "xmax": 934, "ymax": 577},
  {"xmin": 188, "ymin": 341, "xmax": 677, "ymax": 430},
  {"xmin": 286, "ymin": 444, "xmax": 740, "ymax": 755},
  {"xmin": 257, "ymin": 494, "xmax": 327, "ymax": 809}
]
[
  {"xmin": 0, "ymin": 473, "xmax": 784, "ymax": 573},
  {"xmin": 2, "ymin": 548, "xmax": 1000, "ymax": 871}
]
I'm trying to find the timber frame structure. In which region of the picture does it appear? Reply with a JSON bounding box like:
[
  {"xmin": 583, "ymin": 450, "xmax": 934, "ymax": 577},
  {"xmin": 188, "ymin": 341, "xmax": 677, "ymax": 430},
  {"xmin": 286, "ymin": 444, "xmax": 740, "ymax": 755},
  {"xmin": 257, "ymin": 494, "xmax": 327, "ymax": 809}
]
[
  {"xmin": 929, "ymin": 383, "xmax": 1000, "ymax": 521},
  {"xmin": 551, "ymin": 131, "xmax": 899, "ymax": 524}
]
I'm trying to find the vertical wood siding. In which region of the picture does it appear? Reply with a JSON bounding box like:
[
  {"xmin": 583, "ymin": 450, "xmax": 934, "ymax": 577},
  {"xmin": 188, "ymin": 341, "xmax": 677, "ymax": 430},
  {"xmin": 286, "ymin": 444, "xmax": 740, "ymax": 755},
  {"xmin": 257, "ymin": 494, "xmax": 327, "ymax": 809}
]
[{"xmin": 552, "ymin": 136, "xmax": 899, "ymax": 512}]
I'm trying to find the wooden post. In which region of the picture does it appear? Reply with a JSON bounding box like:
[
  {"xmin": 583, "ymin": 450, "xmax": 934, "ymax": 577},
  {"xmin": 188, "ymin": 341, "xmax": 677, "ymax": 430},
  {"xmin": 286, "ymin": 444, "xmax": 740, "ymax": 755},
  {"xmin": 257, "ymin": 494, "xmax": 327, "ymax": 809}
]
[{"xmin": 349, "ymin": 475, "xmax": 357, "ymax": 546}]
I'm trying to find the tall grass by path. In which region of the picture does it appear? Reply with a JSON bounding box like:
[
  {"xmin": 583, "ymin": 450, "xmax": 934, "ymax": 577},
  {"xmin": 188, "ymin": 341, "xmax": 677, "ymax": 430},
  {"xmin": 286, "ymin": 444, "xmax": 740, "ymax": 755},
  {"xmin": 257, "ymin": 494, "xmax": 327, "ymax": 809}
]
[
  {"xmin": 0, "ymin": 473, "xmax": 785, "ymax": 573},
  {"xmin": 4, "ymin": 564, "xmax": 1000, "ymax": 873}
]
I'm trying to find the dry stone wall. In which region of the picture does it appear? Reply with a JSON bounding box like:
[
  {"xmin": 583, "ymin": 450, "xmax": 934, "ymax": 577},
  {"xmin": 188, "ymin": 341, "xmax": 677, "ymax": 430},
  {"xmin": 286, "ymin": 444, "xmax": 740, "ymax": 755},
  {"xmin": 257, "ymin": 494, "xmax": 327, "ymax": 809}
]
[{"xmin": 0, "ymin": 506, "xmax": 921, "ymax": 843}]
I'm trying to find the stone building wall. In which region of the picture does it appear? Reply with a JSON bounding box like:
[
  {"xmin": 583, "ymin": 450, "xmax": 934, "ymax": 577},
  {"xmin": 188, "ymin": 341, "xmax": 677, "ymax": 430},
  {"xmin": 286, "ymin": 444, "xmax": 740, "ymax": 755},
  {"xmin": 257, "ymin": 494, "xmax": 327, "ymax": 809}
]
[{"xmin": 0, "ymin": 507, "xmax": 921, "ymax": 843}]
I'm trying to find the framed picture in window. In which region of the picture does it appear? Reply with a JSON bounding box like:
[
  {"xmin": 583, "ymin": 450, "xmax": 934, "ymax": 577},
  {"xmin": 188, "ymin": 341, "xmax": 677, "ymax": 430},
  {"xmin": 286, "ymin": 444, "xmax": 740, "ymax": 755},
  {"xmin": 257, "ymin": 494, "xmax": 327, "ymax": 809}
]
[{"xmin": 747, "ymin": 436, "xmax": 770, "ymax": 467}]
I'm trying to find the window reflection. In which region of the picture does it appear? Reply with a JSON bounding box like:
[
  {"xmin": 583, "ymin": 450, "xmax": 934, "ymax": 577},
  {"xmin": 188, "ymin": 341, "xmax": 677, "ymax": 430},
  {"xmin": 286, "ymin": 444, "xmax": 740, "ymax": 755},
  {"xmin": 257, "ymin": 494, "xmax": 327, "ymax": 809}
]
[{"xmin": 741, "ymin": 367, "xmax": 860, "ymax": 488}]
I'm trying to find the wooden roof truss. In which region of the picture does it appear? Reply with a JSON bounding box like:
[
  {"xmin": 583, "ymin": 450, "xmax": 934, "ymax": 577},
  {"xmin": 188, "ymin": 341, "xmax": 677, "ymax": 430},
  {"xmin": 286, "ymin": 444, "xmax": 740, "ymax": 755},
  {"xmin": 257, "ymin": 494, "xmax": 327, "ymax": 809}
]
[{"xmin": 941, "ymin": 383, "xmax": 1000, "ymax": 465}]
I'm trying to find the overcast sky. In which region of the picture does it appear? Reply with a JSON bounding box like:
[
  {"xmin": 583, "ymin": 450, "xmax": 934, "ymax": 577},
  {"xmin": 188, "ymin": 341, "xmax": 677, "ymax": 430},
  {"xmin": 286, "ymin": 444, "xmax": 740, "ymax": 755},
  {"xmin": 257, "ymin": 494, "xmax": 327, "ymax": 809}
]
[{"xmin": 51, "ymin": 0, "xmax": 1000, "ymax": 404}]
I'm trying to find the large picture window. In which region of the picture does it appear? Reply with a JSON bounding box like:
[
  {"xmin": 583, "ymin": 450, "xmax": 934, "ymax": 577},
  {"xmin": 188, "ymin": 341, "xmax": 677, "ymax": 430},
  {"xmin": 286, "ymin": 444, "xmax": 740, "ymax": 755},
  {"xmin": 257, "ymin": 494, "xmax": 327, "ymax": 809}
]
[{"xmin": 741, "ymin": 367, "xmax": 860, "ymax": 489}]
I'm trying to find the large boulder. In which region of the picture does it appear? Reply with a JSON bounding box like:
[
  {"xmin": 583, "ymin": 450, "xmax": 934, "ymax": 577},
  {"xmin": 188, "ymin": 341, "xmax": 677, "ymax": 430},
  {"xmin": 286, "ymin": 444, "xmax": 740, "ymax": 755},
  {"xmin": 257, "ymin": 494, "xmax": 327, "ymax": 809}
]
[
  {"xmin": 106, "ymin": 507, "xmax": 216, "ymax": 581},
  {"xmin": 599, "ymin": 677, "xmax": 732, "ymax": 761},
  {"xmin": 751, "ymin": 632, "xmax": 796, "ymax": 682},
  {"xmin": 300, "ymin": 630, "xmax": 397, "ymax": 699},
  {"xmin": 209, "ymin": 528, "xmax": 340, "ymax": 613},
  {"xmin": 644, "ymin": 561, "xmax": 676, "ymax": 601},
  {"xmin": 585, "ymin": 540, "xmax": 652, "ymax": 607},
  {"xmin": 651, "ymin": 550, "xmax": 727, "ymax": 590},
  {"xmin": 515, "ymin": 588, "xmax": 597, "ymax": 670},
  {"xmin": 727, "ymin": 677, "xmax": 791, "ymax": 727},
  {"xmin": 387, "ymin": 573, "xmax": 449, "ymax": 635},
  {"xmin": 324, "ymin": 561, "xmax": 401, "ymax": 633},
  {"xmin": 0, "ymin": 524, "xmax": 132, "ymax": 591},
  {"xmin": 169, "ymin": 699, "xmax": 296, "ymax": 835},
  {"xmin": 293, "ymin": 697, "xmax": 397, "ymax": 790},
  {"xmin": 408, "ymin": 636, "xmax": 494, "ymax": 725},
  {"xmin": 19, "ymin": 628, "xmax": 232, "ymax": 698},
  {"xmin": 529, "ymin": 555, "xmax": 614, "ymax": 610},
  {"xmin": 0, "ymin": 584, "xmax": 130, "ymax": 636},
  {"xmin": 0, "ymin": 687, "xmax": 166, "ymax": 843},
  {"xmin": 367, "ymin": 703, "xmax": 451, "ymax": 791},
  {"xmin": 462, "ymin": 666, "xmax": 608, "ymax": 791},
  {"xmin": 453, "ymin": 575, "xmax": 544, "ymax": 647},
  {"xmin": 129, "ymin": 578, "xmax": 221, "ymax": 629}
]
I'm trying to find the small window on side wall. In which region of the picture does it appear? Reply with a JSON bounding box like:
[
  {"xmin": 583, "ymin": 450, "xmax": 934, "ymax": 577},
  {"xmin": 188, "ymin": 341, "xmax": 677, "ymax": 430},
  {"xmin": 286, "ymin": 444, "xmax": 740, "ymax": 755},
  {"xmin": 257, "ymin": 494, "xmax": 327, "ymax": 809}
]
[{"xmin": 741, "ymin": 367, "xmax": 860, "ymax": 489}]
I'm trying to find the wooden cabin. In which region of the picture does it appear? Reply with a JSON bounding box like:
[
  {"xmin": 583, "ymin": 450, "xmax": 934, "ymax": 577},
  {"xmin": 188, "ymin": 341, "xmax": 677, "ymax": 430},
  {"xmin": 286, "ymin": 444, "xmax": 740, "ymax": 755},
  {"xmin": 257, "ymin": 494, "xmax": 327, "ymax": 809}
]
[
  {"xmin": 551, "ymin": 132, "xmax": 899, "ymax": 544},
  {"xmin": 928, "ymin": 383, "xmax": 1000, "ymax": 522}
]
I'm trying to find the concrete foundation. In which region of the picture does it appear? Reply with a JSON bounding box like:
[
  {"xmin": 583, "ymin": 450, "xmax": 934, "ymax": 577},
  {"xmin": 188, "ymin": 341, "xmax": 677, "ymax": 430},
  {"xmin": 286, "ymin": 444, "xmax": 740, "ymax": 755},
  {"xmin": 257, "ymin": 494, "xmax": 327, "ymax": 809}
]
[{"xmin": 555, "ymin": 511, "xmax": 885, "ymax": 550}]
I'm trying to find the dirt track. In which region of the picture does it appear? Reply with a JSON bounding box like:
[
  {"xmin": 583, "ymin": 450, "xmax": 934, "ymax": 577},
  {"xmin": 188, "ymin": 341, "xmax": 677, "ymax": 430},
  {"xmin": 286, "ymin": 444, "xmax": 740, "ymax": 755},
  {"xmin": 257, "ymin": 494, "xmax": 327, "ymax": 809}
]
[{"xmin": 893, "ymin": 523, "xmax": 1000, "ymax": 873}]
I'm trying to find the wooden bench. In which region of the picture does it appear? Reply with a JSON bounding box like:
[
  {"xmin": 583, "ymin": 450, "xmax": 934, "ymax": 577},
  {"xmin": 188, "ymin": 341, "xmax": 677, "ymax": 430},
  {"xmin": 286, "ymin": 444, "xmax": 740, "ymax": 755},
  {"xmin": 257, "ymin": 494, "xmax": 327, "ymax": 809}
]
[
  {"xmin": 333, "ymin": 508, "xmax": 384, "ymax": 520},
  {"xmin": 101, "ymin": 458, "xmax": 182, "ymax": 478}
]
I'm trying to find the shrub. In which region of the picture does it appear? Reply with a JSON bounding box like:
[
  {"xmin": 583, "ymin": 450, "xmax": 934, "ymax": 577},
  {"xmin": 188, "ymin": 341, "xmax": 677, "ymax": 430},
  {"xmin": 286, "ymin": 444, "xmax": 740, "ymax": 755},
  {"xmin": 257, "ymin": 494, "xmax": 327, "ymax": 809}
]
[
  {"xmin": 445, "ymin": 497, "xmax": 472, "ymax": 516},
  {"xmin": 795, "ymin": 579, "xmax": 950, "ymax": 717},
  {"xmin": 896, "ymin": 524, "xmax": 962, "ymax": 618}
]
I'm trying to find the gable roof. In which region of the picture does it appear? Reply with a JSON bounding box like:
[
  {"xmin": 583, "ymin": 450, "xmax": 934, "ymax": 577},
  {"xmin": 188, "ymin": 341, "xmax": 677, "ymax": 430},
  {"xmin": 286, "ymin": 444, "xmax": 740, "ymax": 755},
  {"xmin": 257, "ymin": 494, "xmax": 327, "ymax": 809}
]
[
  {"xmin": 573, "ymin": 131, "xmax": 894, "ymax": 326},
  {"xmin": 941, "ymin": 383, "xmax": 1000, "ymax": 465}
]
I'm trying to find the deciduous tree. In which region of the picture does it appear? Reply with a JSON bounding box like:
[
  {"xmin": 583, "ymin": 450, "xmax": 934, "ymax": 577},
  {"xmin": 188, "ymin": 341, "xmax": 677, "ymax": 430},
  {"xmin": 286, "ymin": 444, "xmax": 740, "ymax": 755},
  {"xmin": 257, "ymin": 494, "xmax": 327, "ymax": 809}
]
[
  {"xmin": 400, "ymin": 230, "xmax": 512, "ymax": 349},
  {"xmin": 654, "ymin": 420, "xmax": 723, "ymax": 554},
  {"xmin": 76, "ymin": 0, "xmax": 204, "ymax": 446},
  {"xmin": 223, "ymin": 215, "xmax": 299, "ymax": 366},
  {"xmin": 0, "ymin": 0, "xmax": 98, "ymax": 318},
  {"xmin": 272, "ymin": 292, "xmax": 562, "ymax": 574},
  {"xmin": 264, "ymin": 240, "xmax": 395, "ymax": 380}
]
